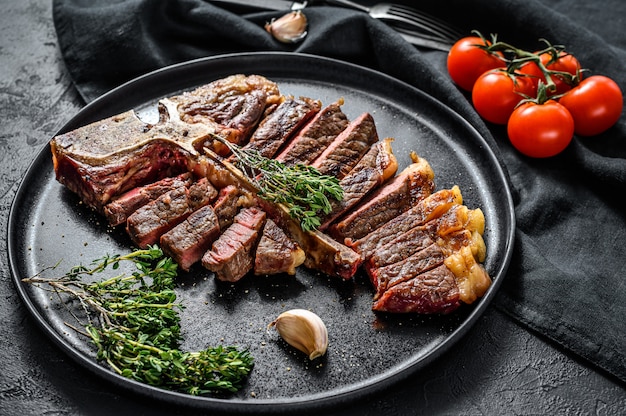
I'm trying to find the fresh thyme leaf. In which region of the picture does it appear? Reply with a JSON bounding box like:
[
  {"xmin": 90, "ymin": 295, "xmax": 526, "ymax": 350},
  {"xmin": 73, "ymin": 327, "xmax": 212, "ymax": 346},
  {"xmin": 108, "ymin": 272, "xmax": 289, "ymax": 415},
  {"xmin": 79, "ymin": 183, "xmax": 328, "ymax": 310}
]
[
  {"xmin": 23, "ymin": 245, "xmax": 254, "ymax": 395},
  {"xmin": 216, "ymin": 137, "xmax": 343, "ymax": 231}
]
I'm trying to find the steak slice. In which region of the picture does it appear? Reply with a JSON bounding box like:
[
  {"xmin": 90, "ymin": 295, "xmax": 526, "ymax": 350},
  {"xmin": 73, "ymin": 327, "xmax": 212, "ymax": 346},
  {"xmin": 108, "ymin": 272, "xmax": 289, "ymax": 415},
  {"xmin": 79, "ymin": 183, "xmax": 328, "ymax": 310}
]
[
  {"xmin": 126, "ymin": 178, "xmax": 217, "ymax": 249},
  {"xmin": 274, "ymin": 99, "xmax": 350, "ymax": 166},
  {"xmin": 329, "ymin": 154, "xmax": 435, "ymax": 242},
  {"xmin": 160, "ymin": 205, "xmax": 221, "ymax": 272},
  {"xmin": 212, "ymin": 185, "xmax": 241, "ymax": 230},
  {"xmin": 366, "ymin": 205, "xmax": 474, "ymax": 281},
  {"xmin": 239, "ymin": 97, "xmax": 321, "ymax": 159},
  {"xmin": 366, "ymin": 228, "xmax": 434, "ymax": 273},
  {"xmin": 371, "ymin": 264, "xmax": 461, "ymax": 314},
  {"xmin": 369, "ymin": 204, "xmax": 491, "ymax": 305},
  {"xmin": 254, "ymin": 219, "xmax": 305, "ymax": 276},
  {"xmin": 257, "ymin": 199, "xmax": 362, "ymax": 280},
  {"xmin": 202, "ymin": 207, "xmax": 266, "ymax": 282},
  {"xmin": 346, "ymin": 186, "xmax": 463, "ymax": 261},
  {"xmin": 319, "ymin": 138, "xmax": 397, "ymax": 230},
  {"xmin": 310, "ymin": 112, "xmax": 379, "ymax": 179},
  {"xmin": 370, "ymin": 243, "xmax": 446, "ymax": 300},
  {"xmin": 103, "ymin": 173, "xmax": 193, "ymax": 226}
]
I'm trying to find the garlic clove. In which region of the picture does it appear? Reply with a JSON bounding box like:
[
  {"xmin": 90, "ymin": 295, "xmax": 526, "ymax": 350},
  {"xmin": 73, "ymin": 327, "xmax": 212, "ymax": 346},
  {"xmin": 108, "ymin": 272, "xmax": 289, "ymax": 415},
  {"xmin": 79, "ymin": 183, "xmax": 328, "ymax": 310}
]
[
  {"xmin": 268, "ymin": 309, "xmax": 328, "ymax": 360},
  {"xmin": 265, "ymin": 11, "xmax": 308, "ymax": 44}
]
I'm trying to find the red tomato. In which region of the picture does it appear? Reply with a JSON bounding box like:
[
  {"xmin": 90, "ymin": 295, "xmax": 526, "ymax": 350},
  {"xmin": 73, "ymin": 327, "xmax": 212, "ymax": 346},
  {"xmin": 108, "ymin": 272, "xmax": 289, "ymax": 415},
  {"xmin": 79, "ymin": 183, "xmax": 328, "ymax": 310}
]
[
  {"xmin": 472, "ymin": 70, "xmax": 535, "ymax": 125},
  {"xmin": 520, "ymin": 51, "xmax": 581, "ymax": 96},
  {"xmin": 559, "ymin": 75, "xmax": 623, "ymax": 136},
  {"xmin": 507, "ymin": 100, "xmax": 574, "ymax": 158},
  {"xmin": 447, "ymin": 36, "xmax": 505, "ymax": 92}
]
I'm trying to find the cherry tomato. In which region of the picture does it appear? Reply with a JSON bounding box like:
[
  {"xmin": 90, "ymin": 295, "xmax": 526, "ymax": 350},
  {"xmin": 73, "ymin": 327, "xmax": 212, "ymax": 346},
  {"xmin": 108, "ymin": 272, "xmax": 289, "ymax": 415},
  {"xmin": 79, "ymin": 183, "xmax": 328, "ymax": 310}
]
[
  {"xmin": 472, "ymin": 70, "xmax": 535, "ymax": 125},
  {"xmin": 558, "ymin": 75, "xmax": 623, "ymax": 136},
  {"xmin": 507, "ymin": 100, "xmax": 574, "ymax": 158},
  {"xmin": 447, "ymin": 36, "xmax": 505, "ymax": 92},
  {"xmin": 520, "ymin": 51, "xmax": 581, "ymax": 96}
]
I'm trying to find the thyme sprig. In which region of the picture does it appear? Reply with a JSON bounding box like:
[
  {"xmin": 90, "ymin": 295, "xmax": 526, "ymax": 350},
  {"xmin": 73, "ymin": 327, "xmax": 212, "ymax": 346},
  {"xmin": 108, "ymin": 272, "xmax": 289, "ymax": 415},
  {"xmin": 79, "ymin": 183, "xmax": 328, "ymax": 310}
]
[
  {"xmin": 23, "ymin": 246, "xmax": 253, "ymax": 395},
  {"xmin": 215, "ymin": 137, "xmax": 344, "ymax": 232}
]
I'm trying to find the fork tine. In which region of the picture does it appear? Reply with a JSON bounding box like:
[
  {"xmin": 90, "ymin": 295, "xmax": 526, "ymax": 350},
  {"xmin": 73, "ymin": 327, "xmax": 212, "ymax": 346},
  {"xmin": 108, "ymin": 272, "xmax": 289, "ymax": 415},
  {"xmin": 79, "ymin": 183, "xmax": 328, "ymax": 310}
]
[
  {"xmin": 393, "ymin": 27, "xmax": 458, "ymax": 51},
  {"xmin": 385, "ymin": 4, "xmax": 464, "ymax": 41},
  {"xmin": 375, "ymin": 13, "xmax": 457, "ymax": 43}
]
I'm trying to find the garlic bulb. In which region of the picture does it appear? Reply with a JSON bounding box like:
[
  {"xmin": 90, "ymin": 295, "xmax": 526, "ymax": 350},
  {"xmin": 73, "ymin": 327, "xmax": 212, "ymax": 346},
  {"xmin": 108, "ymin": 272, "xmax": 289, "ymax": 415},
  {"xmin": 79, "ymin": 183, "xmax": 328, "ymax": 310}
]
[
  {"xmin": 268, "ymin": 309, "xmax": 328, "ymax": 360},
  {"xmin": 265, "ymin": 11, "xmax": 308, "ymax": 44}
]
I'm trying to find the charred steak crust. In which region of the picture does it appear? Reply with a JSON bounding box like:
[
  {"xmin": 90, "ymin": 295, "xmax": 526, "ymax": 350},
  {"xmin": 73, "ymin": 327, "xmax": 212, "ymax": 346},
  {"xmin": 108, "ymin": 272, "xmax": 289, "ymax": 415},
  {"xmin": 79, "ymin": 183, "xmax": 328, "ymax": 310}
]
[
  {"xmin": 256, "ymin": 198, "xmax": 362, "ymax": 280},
  {"xmin": 366, "ymin": 228, "xmax": 435, "ymax": 274},
  {"xmin": 51, "ymin": 115, "xmax": 196, "ymax": 213},
  {"xmin": 126, "ymin": 185, "xmax": 191, "ymax": 249}
]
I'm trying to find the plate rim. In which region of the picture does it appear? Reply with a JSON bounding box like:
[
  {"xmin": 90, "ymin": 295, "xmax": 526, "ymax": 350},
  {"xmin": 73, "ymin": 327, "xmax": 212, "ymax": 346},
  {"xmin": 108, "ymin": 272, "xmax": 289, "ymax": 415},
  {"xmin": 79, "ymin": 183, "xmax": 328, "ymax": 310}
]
[{"xmin": 8, "ymin": 51, "xmax": 516, "ymax": 413}]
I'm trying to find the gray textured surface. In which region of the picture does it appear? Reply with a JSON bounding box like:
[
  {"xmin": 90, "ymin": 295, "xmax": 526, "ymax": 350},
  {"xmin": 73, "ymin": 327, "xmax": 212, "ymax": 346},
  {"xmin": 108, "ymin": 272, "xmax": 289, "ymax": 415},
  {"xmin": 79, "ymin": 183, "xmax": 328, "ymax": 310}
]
[{"xmin": 1, "ymin": 1, "xmax": 624, "ymax": 415}]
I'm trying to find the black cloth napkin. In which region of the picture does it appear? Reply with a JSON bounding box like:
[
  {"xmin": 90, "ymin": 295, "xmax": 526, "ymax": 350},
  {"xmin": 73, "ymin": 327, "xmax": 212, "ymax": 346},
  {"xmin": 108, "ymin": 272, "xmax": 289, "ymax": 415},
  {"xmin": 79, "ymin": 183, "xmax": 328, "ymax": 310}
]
[{"xmin": 52, "ymin": 0, "xmax": 626, "ymax": 383}]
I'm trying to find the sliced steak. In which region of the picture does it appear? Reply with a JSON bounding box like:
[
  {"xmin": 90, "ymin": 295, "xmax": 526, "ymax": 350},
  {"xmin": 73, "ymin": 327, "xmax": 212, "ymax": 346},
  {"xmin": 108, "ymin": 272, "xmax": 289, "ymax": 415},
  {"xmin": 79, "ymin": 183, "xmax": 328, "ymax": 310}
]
[
  {"xmin": 202, "ymin": 207, "xmax": 266, "ymax": 282},
  {"xmin": 310, "ymin": 112, "xmax": 379, "ymax": 179},
  {"xmin": 329, "ymin": 154, "xmax": 435, "ymax": 242},
  {"xmin": 254, "ymin": 219, "xmax": 305, "ymax": 275},
  {"xmin": 366, "ymin": 228, "xmax": 434, "ymax": 273},
  {"xmin": 274, "ymin": 99, "xmax": 350, "ymax": 166},
  {"xmin": 346, "ymin": 186, "xmax": 463, "ymax": 261},
  {"xmin": 166, "ymin": 74, "xmax": 281, "ymax": 148},
  {"xmin": 239, "ymin": 97, "xmax": 321, "ymax": 159},
  {"xmin": 103, "ymin": 173, "xmax": 193, "ymax": 226},
  {"xmin": 160, "ymin": 205, "xmax": 221, "ymax": 272},
  {"xmin": 126, "ymin": 179, "xmax": 217, "ymax": 249},
  {"xmin": 370, "ymin": 243, "xmax": 446, "ymax": 300},
  {"xmin": 212, "ymin": 184, "xmax": 241, "ymax": 229},
  {"xmin": 257, "ymin": 199, "xmax": 362, "ymax": 280},
  {"xmin": 371, "ymin": 264, "xmax": 461, "ymax": 314},
  {"xmin": 367, "ymin": 205, "xmax": 475, "ymax": 285},
  {"xmin": 319, "ymin": 138, "xmax": 397, "ymax": 230}
]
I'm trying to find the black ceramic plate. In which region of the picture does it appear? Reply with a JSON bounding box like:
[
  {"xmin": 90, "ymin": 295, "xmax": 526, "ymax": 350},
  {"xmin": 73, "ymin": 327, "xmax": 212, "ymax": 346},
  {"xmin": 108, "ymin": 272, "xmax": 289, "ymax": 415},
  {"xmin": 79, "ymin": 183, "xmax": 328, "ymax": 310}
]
[{"xmin": 8, "ymin": 52, "xmax": 515, "ymax": 413}]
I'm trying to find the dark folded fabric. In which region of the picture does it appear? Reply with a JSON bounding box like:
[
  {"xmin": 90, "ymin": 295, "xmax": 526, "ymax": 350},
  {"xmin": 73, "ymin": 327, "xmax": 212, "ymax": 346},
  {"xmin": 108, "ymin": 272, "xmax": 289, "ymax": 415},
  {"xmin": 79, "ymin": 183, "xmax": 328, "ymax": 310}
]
[{"xmin": 52, "ymin": 0, "xmax": 626, "ymax": 383}]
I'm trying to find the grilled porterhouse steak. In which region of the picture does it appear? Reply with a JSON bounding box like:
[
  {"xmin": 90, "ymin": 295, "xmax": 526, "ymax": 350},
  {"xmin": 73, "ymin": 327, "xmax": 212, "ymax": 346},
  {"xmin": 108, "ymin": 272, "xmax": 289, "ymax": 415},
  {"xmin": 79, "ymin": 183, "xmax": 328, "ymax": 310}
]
[{"xmin": 49, "ymin": 73, "xmax": 492, "ymax": 314}]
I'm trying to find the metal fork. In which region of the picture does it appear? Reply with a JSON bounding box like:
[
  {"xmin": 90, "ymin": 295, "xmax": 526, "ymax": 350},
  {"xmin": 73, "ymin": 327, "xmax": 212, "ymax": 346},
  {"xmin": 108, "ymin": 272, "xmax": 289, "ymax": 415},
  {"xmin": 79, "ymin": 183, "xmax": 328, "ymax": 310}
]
[{"xmin": 324, "ymin": 0, "xmax": 464, "ymax": 50}]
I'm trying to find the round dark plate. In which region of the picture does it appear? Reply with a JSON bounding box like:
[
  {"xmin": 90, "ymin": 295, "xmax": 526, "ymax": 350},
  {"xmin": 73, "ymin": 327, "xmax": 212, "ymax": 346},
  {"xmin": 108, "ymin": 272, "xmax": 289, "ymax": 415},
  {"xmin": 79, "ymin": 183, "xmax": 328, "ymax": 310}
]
[{"xmin": 8, "ymin": 52, "xmax": 515, "ymax": 414}]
